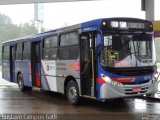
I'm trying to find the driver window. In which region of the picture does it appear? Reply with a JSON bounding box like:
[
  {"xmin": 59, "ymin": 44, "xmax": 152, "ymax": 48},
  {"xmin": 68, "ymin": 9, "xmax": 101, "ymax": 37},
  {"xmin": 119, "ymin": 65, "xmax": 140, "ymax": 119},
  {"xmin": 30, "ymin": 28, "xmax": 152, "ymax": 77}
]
[{"xmin": 103, "ymin": 35, "xmax": 119, "ymax": 66}]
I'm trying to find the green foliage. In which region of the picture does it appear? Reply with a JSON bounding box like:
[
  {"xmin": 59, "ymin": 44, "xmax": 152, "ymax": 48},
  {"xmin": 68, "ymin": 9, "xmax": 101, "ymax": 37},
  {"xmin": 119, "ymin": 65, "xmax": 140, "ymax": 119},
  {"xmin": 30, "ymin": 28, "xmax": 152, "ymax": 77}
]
[
  {"xmin": 0, "ymin": 14, "xmax": 38, "ymax": 43},
  {"xmin": 0, "ymin": 14, "xmax": 12, "ymax": 25},
  {"xmin": 18, "ymin": 22, "xmax": 38, "ymax": 37},
  {"xmin": 0, "ymin": 13, "xmax": 38, "ymax": 64}
]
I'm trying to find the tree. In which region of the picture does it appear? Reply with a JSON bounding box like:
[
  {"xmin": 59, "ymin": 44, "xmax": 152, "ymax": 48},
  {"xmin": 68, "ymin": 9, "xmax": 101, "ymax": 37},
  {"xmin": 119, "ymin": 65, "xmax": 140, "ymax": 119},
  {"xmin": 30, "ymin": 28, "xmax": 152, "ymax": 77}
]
[
  {"xmin": 0, "ymin": 14, "xmax": 38, "ymax": 64},
  {"xmin": 0, "ymin": 14, "xmax": 12, "ymax": 25},
  {"xmin": 18, "ymin": 22, "xmax": 38, "ymax": 37}
]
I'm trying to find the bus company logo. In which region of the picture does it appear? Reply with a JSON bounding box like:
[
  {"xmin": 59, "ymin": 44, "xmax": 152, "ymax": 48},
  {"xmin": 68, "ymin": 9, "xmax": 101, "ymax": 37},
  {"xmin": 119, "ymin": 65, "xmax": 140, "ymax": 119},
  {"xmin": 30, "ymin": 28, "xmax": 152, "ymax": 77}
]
[
  {"xmin": 144, "ymin": 76, "xmax": 152, "ymax": 80},
  {"xmin": 46, "ymin": 65, "xmax": 49, "ymax": 71},
  {"xmin": 46, "ymin": 65, "xmax": 55, "ymax": 71}
]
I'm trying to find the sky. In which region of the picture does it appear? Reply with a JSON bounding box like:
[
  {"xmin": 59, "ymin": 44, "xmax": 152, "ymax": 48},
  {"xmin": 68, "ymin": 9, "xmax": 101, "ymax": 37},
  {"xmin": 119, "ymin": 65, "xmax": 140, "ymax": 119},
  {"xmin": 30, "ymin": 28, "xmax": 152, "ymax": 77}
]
[{"xmin": 0, "ymin": 0, "xmax": 159, "ymax": 30}]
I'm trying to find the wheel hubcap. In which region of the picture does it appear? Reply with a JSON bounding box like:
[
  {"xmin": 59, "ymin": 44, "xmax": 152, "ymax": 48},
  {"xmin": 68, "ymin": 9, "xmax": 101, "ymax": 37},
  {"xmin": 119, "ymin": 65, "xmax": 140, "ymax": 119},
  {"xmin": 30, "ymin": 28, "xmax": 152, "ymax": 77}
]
[
  {"xmin": 18, "ymin": 78, "xmax": 23, "ymax": 89},
  {"xmin": 68, "ymin": 86, "xmax": 77, "ymax": 102}
]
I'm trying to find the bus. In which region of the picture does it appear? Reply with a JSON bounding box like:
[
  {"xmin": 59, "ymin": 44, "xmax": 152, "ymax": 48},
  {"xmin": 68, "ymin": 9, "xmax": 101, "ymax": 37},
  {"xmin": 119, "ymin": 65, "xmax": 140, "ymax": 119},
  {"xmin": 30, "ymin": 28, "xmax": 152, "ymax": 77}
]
[{"xmin": 2, "ymin": 17, "xmax": 158, "ymax": 105}]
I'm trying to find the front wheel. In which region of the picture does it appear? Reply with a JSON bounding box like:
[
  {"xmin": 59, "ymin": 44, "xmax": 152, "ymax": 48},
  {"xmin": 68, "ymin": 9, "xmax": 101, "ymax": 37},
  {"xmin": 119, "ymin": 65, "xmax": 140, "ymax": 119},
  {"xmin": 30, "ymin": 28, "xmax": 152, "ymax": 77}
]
[{"xmin": 66, "ymin": 80, "xmax": 80, "ymax": 105}]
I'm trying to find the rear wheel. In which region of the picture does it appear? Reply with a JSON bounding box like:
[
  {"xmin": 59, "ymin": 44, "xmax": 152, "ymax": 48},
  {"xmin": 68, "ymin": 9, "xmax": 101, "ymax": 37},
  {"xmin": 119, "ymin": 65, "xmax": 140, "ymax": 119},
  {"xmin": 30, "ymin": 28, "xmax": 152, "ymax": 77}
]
[
  {"xmin": 18, "ymin": 73, "xmax": 32, "ymax": 92},
  {"xmin": 66, "ymin": 80, "xmax": 80, "ymax": 105}
]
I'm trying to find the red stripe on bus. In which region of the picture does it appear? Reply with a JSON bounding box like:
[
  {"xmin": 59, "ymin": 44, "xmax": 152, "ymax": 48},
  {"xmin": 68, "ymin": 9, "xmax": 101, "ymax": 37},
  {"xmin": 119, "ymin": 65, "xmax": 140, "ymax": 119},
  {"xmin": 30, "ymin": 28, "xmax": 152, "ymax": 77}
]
[
  {"xmin": 97, "ymin": 78, "xmax": 106, "ymax": 84},
  {"xmin": 154, "ymin": 34, "xmax": 160, "ymax": 37},
  {"xmin": 111, "ymin": 77, "xmax": 134, "ymax": 83},
  {"xmin": 36, "ymin": 72, "xmax": 40, "ymax": 87}
]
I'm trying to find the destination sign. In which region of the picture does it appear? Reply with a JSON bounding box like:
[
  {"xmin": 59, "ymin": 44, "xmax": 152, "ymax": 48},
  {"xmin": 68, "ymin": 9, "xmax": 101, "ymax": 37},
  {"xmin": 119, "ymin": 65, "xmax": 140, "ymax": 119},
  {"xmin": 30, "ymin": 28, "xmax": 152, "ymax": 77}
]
[{"xmin": 111, "ymin": 21, "xmax": 145, "ymax": 29}]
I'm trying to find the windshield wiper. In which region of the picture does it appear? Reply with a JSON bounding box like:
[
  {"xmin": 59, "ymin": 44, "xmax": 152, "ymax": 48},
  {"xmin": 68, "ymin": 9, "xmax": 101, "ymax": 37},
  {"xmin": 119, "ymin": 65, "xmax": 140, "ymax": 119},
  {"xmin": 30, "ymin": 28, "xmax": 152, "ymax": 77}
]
[{"xmin": 132, "ymin": 41, "xmax": 138, "ymax": 67}]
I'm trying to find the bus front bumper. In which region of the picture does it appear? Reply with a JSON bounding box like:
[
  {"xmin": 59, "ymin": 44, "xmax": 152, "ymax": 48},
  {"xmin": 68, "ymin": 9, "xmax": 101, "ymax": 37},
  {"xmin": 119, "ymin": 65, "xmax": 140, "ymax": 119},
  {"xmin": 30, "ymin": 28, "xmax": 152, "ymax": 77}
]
[{"xmin": 99, "ymin": 80, "xmax": 158, "ymax": 99}]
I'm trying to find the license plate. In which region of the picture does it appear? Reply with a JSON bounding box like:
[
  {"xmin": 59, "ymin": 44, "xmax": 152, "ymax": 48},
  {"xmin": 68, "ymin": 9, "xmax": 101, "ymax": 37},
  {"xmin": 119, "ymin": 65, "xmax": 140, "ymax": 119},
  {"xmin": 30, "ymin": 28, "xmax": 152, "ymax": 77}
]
[{"xmin": 133, "ymin": 87, "xmax": 141, "ymax": 92}]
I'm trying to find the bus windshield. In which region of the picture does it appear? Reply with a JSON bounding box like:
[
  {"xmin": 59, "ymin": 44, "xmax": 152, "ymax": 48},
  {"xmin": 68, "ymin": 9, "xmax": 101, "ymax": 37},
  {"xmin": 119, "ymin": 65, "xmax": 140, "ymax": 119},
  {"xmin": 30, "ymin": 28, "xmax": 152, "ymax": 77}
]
[{"xmin": 100, "ymin": 32, "xmax": 156, "ymax": 68}]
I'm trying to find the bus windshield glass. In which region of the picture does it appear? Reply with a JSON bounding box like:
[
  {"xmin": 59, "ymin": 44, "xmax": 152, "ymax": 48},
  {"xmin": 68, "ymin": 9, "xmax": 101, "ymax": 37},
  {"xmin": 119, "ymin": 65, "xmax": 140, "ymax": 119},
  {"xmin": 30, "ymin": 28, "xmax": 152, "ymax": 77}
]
[{"xmin": 100, "ymin": 32, "xmax": 156, "ymax": 68}]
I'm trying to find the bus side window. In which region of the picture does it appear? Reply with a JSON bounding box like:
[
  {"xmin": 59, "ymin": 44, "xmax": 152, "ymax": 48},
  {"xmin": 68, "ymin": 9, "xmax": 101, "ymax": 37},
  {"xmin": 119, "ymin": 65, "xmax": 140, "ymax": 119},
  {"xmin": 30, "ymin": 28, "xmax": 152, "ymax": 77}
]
[
  {"xmin": 59, "ymin": 32, "xmax": 79, "ymax": 60},
  {"xmin": 16, "ymin": 43, "xmax": 22, "ymax": 60},
  {"xmin": 44, "ymin": 37, "xmax": 50, "ymax": 48},
  {"xmin": 22, "ymin": 42, "xmax": 30, "ymax": 60},
  {"xmin": 2, "ymin": 46, "xmax": 4, "ymax": 60},
  {"xmin": 2, "ymin": 46, "xmax": 5, "ymax": 60},
  {"xmin": 2, "ymin": 46, "xmax": 9, "ymax": 60},
  {"xmin": 42, "ymin": 35, "xmax": 58, "ymax": 60}
]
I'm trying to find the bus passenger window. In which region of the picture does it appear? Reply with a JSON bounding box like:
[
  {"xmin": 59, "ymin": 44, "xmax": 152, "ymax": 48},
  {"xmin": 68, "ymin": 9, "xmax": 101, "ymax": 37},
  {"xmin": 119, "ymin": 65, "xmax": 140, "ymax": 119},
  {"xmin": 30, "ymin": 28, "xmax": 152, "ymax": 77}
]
[
  {"xmin": 50, "ymin": 36, "xmax": 58, "ymax": 47},
  {"xmin": 59, "ymin": 32, "xmax": 79, "ymax": 60},
  {"xmin": 60, "ymin": 32, "xmax": 78, "ymax": 46},
  {"xmin": 22, "ymin": 42, "xmax": 30, "ymax": 60},
  {"xmin": 16, "ymin": 43, "xmax": 22, "ymax": 60},
  {"xmin": 49, "ymin": 48, "xmax": 57, "ymax": 60},
  {"xmin": 43, "ymin": 49, "xmax": 49, "ymax": 59},
  {"xmin": 59, "ymin": 46, "xmax": 79, "ymax": 60},
  {"xmin": 2, "ymin": 46, "xmax": 9, "ymax": 60},
  {"xmin": 44, "ymin": 38, "xmax": 50, "ymax": 48},
  {"xmin": 16, "ymin": 43, "xmax": 22, "ymax": 51},
  {"xmin": 42, "ymin": 35, "xmax": 58, "ymax": 60}
]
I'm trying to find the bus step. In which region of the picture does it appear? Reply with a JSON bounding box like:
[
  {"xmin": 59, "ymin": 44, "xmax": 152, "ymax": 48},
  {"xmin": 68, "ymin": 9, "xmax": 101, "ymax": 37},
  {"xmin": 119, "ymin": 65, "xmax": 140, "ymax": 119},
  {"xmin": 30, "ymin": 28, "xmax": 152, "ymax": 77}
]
[{"xmin": 33, "ymin": 87, "xmax": 41, "ymax": 91}]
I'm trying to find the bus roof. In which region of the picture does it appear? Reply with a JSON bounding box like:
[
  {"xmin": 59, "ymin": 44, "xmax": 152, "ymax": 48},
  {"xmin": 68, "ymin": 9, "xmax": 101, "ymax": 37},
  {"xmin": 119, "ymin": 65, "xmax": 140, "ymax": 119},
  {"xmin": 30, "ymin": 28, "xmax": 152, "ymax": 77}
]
[{"xmin": 2, "ymin": 17, "xmax": 151, "ymax": 46}]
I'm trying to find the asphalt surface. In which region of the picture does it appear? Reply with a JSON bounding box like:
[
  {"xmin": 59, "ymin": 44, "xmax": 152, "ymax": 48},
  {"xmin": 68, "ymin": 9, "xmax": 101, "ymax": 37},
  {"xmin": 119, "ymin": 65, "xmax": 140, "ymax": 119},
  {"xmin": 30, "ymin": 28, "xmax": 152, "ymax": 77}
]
[{"xmin": 0, "ymin": 75, "xmax": 160, "ymax": 120}]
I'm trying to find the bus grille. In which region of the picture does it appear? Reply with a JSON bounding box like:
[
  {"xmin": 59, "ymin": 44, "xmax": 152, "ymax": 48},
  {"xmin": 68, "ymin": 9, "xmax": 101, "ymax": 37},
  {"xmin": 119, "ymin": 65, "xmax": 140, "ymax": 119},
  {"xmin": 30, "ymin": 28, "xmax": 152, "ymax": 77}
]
[{"xmin": 124, "ymin": 87, "xmax": 149, "ymax": 95}]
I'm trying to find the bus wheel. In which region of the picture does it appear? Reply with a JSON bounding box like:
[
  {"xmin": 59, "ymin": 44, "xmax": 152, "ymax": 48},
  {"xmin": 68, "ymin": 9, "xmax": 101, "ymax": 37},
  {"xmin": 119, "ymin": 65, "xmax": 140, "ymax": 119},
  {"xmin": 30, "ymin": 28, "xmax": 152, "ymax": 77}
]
[
  {"xmin": 18, "ymin": 74, "xmax": 27, "ymax": 92},
  {"xmin": 66, "ymin": 80, "xmax": 80, "ymax": 105}
]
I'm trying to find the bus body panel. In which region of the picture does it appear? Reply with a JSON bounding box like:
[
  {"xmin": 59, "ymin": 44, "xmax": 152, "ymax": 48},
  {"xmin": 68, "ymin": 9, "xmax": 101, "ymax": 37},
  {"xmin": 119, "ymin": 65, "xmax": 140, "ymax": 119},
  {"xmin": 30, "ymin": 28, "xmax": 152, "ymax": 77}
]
[
  {"xmin": 41, "ymin": 60, "xmax": 57, "ymax": 91},
  {"xmin": 15, "ymin": 60, "xmax": 22, "ymax": 82},
  {"xmin": 41, "ymin": 60, "xmax": 81, "ymax": 94},
  {"xmin": 35, "ymin": 63, "xmax": 41, "ymax": 87},
  {"xmin": 80, "ymin": 19, "xmax": 101, "ymax": 33},
  {"xmin": 2, "ymin": 60, "xmax": 10, "ymax": 81},
  {"xmin": 15, "ymin": 60, "xmax": 32, "ymax": 87},
  {"xmin": 21, "ymin": 61, "xmax": 32, "ymax": 87},
  {"xmin": 11, "ymin": 58, "xmax": 15, "ymax": 83}
]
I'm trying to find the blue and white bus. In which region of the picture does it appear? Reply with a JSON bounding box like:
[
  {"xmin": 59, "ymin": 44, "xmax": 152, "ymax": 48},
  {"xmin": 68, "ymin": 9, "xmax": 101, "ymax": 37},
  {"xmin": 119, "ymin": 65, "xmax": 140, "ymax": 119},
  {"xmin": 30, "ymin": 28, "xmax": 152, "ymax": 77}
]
[{"xmin": 2, "ymin": 18, "xmax": 158, "ymax": 105}]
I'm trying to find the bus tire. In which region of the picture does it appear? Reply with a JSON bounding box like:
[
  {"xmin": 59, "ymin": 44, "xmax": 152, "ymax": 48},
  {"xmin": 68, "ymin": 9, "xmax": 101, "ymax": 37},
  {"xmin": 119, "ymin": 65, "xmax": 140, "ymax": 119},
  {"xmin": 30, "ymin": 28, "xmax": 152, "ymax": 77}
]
[
  {"xmin": 18, "ymin": 73, "xmax": 27, "ymax": 92},
  {"xmin": 66, "ymin": 80, "xmax": 80, "ymax": 105}
]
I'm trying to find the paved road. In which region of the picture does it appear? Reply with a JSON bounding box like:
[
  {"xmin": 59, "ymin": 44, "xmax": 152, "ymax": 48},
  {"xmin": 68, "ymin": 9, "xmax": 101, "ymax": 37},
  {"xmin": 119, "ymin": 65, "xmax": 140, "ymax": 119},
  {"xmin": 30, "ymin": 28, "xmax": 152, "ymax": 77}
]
[
  {"xmin": 0, "ymin": 85, "xmax": 160, "ymax": 120},
  {"xmin": 0, "ymin": 73, "xmax": 160, "ymax": 120}
]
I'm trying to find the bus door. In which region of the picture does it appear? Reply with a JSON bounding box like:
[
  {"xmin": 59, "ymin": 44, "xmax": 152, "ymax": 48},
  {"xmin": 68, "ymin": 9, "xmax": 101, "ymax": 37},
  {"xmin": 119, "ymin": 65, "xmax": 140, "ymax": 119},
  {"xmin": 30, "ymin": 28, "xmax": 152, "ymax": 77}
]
[
  {"xmin": 80, "ymin": 32, "xmax": 95, "ymax": 96},
  {"xmin": 31, "ymin": 42, "xmax": 41, "ymax": 88},
  {"xmin": 10, "ymin": 46, "xmax": 15, "ymax": 82}
]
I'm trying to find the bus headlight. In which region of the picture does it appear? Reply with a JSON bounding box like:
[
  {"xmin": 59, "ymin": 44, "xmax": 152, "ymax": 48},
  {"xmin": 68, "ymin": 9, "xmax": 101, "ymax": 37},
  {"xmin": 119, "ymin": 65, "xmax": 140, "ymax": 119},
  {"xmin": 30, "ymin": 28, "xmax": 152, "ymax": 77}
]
[
  {"xmin": 111, "ymin": 80, "xmax": 124, "ymax": 87},
  {"xmin": 101, "ymin": 74, "xmax": 112, "ymax": 83},
  {"xmin": 101, "ymin": 74, "xmax": 124, "ymax": 87}
]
